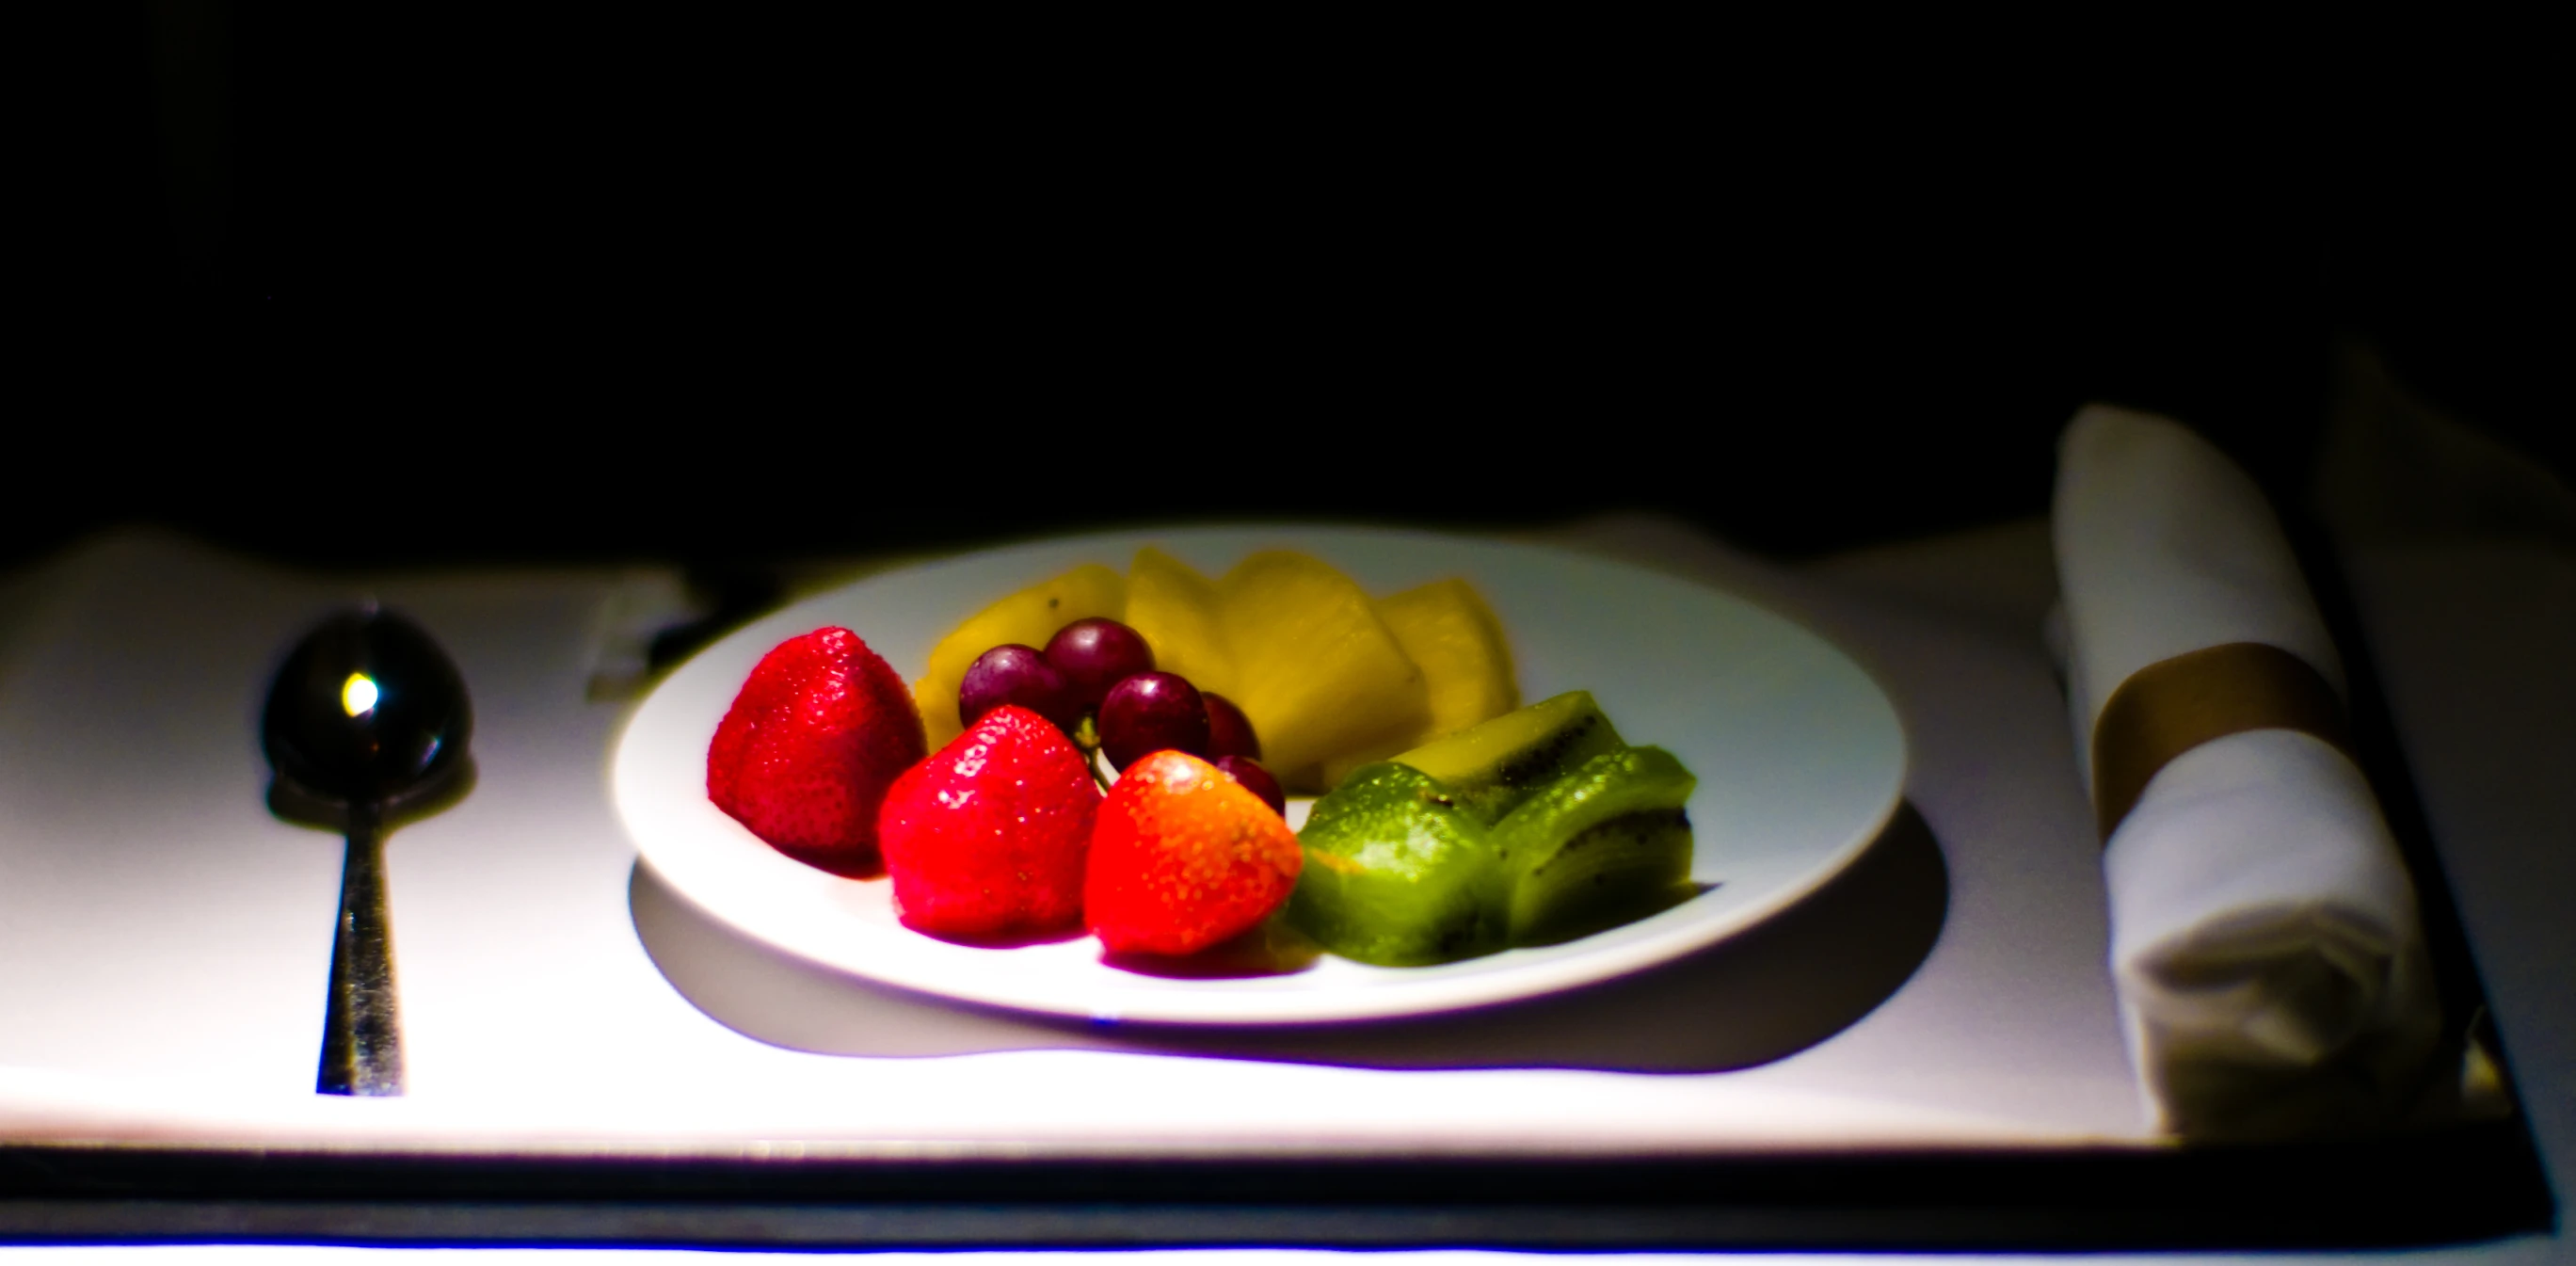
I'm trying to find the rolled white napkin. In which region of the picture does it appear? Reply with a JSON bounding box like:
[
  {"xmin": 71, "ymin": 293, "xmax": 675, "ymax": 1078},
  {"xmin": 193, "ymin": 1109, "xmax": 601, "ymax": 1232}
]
[{"xmin": 2053, "ymin": 404, "xmax": 2441, "ymax": 1140}]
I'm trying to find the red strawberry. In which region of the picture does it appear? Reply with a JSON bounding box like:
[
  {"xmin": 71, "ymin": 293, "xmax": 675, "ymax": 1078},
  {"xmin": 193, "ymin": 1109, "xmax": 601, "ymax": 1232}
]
[
  {"xmin": 878, "ymin": 704, "xmax": 1100, "ymax": 937},
  {"xmin": 1086, "ymin": 750, "xmax": 1304, "ymax": 957},
  {"xmin": 708, "ymin": 627, "xmax": 925, "ymax": 869}
]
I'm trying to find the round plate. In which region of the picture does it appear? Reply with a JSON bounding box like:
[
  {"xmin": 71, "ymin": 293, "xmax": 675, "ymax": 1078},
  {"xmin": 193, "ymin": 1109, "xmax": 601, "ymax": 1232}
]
[{"xmin": 611, "ymin": 527, "xmax": 1906, "ymax": 1026}]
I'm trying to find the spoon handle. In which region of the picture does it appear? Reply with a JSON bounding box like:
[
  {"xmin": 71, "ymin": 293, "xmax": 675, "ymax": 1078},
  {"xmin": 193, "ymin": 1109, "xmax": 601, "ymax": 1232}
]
[{"xmin": 319, "ymin": 807, "xmax": 403, "ymax": 1096}]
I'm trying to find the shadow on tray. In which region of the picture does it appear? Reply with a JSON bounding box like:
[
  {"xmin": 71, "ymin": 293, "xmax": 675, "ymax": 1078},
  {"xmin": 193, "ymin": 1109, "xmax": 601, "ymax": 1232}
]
[{"xmin": 630, "ymin": 803, "xmax": 1948, "ymax": 1073}]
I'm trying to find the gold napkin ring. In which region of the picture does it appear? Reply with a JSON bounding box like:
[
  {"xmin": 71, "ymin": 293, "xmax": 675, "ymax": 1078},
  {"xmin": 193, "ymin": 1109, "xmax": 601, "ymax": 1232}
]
[{"xmin": 2091, "ymin": 641, "xmax": 2352, "ymax": 841}]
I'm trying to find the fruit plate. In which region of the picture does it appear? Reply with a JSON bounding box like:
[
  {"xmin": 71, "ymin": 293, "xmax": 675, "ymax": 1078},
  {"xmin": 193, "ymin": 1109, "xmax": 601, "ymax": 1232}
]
[{"xmin": 611, "ymin": 527, "xmax": 1907, "ymax": 1027}]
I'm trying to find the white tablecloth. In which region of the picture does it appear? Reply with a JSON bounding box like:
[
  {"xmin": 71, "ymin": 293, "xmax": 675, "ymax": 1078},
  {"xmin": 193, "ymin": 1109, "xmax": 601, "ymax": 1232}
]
[{"xmin": 0, "ymin": 517, "xmax": 2566, "ymax": 1259}]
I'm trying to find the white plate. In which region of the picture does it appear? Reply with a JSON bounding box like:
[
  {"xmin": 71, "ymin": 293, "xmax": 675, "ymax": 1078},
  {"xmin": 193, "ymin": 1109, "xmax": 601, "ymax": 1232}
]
[{"xmin": 611, "ymin": 527, "xmax": 1906, "ymax": 1026}]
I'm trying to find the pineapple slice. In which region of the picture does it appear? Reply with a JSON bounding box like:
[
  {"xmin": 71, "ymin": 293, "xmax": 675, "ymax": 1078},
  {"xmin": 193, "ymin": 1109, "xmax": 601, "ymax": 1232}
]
[
  {"xmin": 1124, "ymin": 547, "xmax": 1237, "ymax": 700},
  {"xmin": 1319, "ymin": 577, "xmax": 1519, "ymax": 788},
  {"xmin": 914, "ymin": 563, "xmax": 1125, "ymax": 749},
  {"xmin": 1378, "ymin": 577, "xmax": 1518, "ymax": 741},
  {"xmin": 1219, "ymin": 551, "xmax": 1429, "ymax": 792}
]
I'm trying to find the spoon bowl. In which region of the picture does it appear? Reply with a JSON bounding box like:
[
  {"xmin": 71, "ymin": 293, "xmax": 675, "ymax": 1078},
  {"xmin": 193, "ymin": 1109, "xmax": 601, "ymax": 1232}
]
[
  {"xmin": 264, "ymin": 607, "xmax": 472, "ymax": 812},
  {"xmin": 262, "ymin": 606, "xmax": 473, "ymax": 1096}
]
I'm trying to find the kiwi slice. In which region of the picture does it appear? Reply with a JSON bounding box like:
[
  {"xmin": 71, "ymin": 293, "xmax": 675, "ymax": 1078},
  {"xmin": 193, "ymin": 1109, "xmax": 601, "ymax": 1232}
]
[
  {"xmin": 1288, "ymin": 762, "xmax": 1508, "ymax": 966},
  {"xmin": 1491, "ymin": 746, "xmax": 1698, "ymax": 945},
  {"xmin": 1392, "ymin": 690, "xmax": 1627, "ymax": 825}
]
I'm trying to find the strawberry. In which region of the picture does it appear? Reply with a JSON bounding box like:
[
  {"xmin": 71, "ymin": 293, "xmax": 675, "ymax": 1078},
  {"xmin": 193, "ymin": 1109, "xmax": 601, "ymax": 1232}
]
[
  {"xmin": 708, "ymin": 627, "xmax": 925, "ymax": 868},
  {"xmin": 1086, "ymin": 750, "xmax": 1304, "ymax": 957},
  {"xmin": 878, "ymin": 704, "xmax": 1100, "ymax": 937}
]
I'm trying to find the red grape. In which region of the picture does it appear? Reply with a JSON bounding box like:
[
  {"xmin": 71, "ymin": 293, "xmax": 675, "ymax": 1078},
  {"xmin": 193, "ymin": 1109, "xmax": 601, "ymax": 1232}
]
[
  {"xmin": 959, "ymin": 644, "xmax": 1075, "ymax": 731},
  {"xmin": 1202, "ymin": 692, "xmax": 1260, "ymax": 761},
  {"xmin": 1043, "ymin": 617, "xmax": 1155, "ymax": 709},
  {"xmin": 1215, "ymin": 755, "xmax": 1286, "ymax": 816},
  {"xmin": 1097, "ymin": 671, "xmax": 1209, "ymax": 770}
]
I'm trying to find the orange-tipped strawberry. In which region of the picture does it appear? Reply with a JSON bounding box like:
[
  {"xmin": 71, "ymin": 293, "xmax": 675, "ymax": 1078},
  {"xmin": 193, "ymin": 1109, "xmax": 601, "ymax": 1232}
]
[
  {"xmin": 1086, "ymin": 750, "xmax": 1304, "ymax": 957},
  {"xmin": 708, "ymin": 627, "xmax": 925, "ymax": 868},
  {"xmin": 879, "ymin": 705, "xmax": 1100, "ymax": 937}
]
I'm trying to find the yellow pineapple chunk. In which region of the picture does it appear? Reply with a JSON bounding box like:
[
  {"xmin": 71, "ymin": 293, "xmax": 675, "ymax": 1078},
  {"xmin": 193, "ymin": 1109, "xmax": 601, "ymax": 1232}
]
[
  {"xmin": 1219, "ymin": 551, "xmax": 1428, "ymax": 791},
  {"xmin": 1317, "ymin": 578, "xmax": 1519, "ymax": 788},
  {"xmin": 912, "ymin": 675, "xmax": 964, "ymax": 751},
  {"xmin": 915, "ymin": 563, "xmax": 1125, "ymax": 749},
  {"xmin": 1124, "ymin": 547, "xmax": 1236, "ymax": 700},
  {"xmin": 1378, "ymin": 577, "xmax": 1518, "ymax": 739}
]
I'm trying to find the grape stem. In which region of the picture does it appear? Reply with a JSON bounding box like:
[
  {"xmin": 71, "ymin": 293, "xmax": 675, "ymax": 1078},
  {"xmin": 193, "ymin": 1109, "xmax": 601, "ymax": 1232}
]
[{"xmin": 1073, "ymin": 713, "xmax": 1115, "ymax": 793}]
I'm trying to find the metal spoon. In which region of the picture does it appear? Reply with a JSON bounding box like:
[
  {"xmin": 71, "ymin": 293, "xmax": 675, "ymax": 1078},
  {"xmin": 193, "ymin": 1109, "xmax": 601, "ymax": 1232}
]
[{"xmin": 261, "ymin": 606, "xmax": 472, "ymax": 1097}]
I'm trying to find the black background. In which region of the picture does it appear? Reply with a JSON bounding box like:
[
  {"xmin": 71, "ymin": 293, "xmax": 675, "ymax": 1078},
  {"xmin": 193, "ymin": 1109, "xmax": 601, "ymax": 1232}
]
[{"xmin": 28, "ymin": 7, "xmax": 2565, "ymax": 573}]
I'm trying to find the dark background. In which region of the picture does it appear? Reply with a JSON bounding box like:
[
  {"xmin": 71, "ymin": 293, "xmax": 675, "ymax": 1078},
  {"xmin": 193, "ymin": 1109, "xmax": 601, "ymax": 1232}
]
[{"xmin": 28, "ymin": 6, "xmax": 2565, "ymax": 573}]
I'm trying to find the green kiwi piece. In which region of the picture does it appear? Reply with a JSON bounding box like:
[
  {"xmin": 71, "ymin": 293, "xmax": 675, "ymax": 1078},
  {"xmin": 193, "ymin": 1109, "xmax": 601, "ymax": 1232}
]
[
  {"xmin": 1392, "ymin": 690, "xmax": 1627, "ymax": 825},
  {"xmin": 1288, "ymin": 762, "xmax": 1508, "ymax": 966},
  {"xmin": 1491, "ymin": 746, "xmax": 1699, "ymax": 945},
  {"xmin": 1504, "ymin": 809, "xmax": 1698, "ymax": 946}
]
